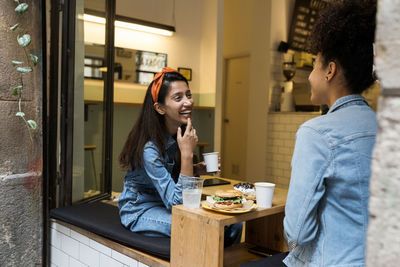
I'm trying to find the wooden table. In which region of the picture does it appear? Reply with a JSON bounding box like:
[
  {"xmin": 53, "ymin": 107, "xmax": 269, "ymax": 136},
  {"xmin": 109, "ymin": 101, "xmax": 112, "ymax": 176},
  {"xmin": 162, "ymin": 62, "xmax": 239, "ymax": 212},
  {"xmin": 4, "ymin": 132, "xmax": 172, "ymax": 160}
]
[
  {"xmin": 201, "ymin": 176, "xmax": 241, "ymax": 196},
  {"xmin": 171, "ymin": 177, "xmax": 288, "ymax": 267}
]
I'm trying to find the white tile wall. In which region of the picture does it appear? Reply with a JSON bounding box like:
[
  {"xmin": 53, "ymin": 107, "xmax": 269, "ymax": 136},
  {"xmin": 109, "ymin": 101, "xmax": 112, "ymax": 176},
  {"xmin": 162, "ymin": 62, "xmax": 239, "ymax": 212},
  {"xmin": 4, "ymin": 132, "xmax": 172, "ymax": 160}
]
[
  {"xmin": 50, "ymin": 222, "xmax": 149, "ymax": 267},
  {"xmin": 266, "ymin": 112, "xmax": 319, "ymax": 188}
]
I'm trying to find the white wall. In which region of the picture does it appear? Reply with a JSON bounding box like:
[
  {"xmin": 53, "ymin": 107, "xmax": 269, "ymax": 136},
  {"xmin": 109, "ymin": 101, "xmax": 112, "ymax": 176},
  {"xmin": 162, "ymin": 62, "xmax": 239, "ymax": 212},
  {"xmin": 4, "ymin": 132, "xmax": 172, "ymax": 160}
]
[{"xmin": 221, "ymin": 0, "xmax": 295, "ymax": 181}]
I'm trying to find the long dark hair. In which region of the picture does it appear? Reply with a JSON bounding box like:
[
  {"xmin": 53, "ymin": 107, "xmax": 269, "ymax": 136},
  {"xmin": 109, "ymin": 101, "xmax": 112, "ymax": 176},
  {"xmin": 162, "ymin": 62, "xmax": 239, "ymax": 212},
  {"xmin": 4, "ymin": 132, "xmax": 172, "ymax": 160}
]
[{"xmin": 119, "ymin": 72, "xmax": 188, "ymax": 171}]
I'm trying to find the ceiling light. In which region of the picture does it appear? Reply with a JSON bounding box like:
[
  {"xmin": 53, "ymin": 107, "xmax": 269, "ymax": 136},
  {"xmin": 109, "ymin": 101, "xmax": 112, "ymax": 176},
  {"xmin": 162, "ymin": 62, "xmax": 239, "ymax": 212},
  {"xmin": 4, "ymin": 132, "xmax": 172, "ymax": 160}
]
[{"xmin": 83, "ymin": 13, "xmax": 175, "ymax": 37}]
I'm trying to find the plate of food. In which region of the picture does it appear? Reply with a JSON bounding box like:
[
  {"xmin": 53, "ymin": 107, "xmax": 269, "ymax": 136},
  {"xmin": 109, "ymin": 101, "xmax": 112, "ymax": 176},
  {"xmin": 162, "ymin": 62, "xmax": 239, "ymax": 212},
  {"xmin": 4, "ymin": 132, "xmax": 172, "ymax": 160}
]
[
  {"xmin": 202, "ymin": 189, "xmax": 257, "ymax": 214},
  {"xmin": 233, "ymin": 182, "xmax": 256, "ymax": 201}
]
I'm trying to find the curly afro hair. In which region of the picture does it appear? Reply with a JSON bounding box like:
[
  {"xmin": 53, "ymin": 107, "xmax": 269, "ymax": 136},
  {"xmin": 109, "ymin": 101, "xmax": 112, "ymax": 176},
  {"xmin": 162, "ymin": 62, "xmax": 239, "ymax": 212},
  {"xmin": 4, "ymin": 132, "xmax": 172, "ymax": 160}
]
[{"xmin": 309, "ymin": 0, "xmax": 377, "ymax": 94}]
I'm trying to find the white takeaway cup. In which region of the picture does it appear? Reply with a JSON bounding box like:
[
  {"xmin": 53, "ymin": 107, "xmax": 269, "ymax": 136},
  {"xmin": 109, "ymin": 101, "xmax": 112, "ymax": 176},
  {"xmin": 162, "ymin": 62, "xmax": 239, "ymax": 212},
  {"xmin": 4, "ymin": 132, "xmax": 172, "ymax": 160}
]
[
  {"xmin": 255, "ymin": 182, "xmax": 276, "ymax": 208},
  {"xmin": 202, "ymin": 152, "xmax": 219, "ymax": 173}
]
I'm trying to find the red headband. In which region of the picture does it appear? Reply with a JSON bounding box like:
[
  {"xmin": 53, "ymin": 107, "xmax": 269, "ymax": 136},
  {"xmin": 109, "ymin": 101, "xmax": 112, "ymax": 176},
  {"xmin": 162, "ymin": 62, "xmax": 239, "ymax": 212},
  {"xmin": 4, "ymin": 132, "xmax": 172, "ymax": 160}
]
[{"xmin": 151, "ymin": 67, "xmax": 179, "ymax": 102}]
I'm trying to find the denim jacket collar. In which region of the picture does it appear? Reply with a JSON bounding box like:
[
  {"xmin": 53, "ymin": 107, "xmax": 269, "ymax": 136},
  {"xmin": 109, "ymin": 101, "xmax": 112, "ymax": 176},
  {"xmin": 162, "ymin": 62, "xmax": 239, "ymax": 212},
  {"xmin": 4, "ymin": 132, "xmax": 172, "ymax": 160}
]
[
  {"xmin": 327, "ymin": 94, "xmax": 368, "ymax": 114},
  {"xmin": 166, "ymin": 134, "xmax": 177, "ymax": 151}
]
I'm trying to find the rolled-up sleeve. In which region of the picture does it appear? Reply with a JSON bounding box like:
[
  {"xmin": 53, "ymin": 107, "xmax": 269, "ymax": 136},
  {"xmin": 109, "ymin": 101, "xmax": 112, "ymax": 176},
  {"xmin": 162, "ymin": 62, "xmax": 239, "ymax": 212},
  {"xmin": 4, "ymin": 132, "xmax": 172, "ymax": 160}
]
[
  {"xmin": 142, "ymin": 143, "xmax": 184, "ymax": 210},
  {"xmin": 284, "ymin": 126, "xmax": 331, "ymax": 248}
]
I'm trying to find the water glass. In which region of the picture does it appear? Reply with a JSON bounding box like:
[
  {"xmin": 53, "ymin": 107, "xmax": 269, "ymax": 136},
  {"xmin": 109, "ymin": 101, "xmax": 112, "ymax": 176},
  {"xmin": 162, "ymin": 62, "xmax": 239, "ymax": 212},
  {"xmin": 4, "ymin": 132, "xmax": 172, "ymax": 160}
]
[{"xmin": 181, "ymin": 177, "xmax": 204, "ymax": 208}]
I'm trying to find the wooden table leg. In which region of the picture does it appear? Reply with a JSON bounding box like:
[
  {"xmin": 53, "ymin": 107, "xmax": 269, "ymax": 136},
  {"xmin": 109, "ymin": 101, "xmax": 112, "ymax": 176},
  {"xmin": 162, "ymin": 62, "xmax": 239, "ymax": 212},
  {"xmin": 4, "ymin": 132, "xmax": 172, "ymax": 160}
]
[
  {"xmin": 171, "ymin": 210, "xmax": 225, "ymax": 267},
  {"xmin": 245, "ymin": 212, "xmax": 288, "ymax": 252}
]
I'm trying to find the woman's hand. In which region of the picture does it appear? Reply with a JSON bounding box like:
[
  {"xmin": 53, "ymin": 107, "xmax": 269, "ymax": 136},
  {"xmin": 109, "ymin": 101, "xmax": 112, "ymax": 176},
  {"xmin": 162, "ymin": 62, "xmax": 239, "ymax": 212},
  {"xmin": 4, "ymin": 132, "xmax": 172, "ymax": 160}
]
[
  {"xmin": 194, "ymin": 162, "xmax": 207, "ymax": 176},
  {"xmin": 177, "ymin": 118, "xmax": 198, "ymax": 177},
  {"xmin": 195, "ymin": 156, "xmax": 221, "ymax": 176},
  {"xmin": 177, "ymin": 118, "xmax": 198, "ymax": 157}
]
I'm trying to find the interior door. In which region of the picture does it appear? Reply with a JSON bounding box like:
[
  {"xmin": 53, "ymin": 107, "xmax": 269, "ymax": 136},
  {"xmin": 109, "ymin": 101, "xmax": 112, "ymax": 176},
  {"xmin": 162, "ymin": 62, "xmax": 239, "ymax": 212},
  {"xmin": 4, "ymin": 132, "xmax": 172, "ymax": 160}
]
[{"xmin": 222, "ymin": 56, "xmax": 250, "ymax": 179}]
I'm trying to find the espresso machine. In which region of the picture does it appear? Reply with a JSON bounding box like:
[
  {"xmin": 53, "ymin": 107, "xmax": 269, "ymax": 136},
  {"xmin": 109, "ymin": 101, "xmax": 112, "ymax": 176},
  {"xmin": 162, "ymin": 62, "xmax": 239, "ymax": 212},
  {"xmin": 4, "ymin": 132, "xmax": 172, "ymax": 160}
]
[{"xmin": 281, "ymin": 61, "xmax": 296, "ymax": 112}]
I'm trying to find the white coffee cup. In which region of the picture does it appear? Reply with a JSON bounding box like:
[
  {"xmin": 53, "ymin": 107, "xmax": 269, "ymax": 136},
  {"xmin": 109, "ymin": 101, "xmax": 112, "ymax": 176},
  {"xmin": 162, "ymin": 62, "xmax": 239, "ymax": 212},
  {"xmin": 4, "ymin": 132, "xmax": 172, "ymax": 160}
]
[
  {"xmin": 202, "ymin": 152, "xmax": 219, "ymax": 173},
  {"xmin": 255, "ymin": 182, "xmax": 275, "ymax": 208}
]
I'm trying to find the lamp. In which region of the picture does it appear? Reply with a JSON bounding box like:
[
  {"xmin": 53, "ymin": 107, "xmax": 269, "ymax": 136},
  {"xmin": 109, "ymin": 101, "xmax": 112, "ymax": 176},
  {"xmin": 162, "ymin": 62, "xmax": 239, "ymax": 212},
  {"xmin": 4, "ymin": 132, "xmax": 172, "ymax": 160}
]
[{"xmin": 83, "ymin": 13, "xmax": 175, "ymax": 37}]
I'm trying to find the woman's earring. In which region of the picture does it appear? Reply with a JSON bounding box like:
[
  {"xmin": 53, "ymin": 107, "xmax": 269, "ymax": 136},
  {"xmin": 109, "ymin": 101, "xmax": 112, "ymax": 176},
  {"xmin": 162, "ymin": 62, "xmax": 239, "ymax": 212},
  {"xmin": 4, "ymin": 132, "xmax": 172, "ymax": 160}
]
[{"xmin": 325, "ymin": 77, "xmax": 328, "ymax": 81}]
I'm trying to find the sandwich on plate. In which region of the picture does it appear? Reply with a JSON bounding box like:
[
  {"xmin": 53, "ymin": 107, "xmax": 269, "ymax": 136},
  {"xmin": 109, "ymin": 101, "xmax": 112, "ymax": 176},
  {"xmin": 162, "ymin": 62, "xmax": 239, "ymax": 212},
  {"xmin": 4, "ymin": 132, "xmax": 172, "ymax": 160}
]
[{"xmin": 212, "ymin": 189, "xmax": 243, "ymax": 210}]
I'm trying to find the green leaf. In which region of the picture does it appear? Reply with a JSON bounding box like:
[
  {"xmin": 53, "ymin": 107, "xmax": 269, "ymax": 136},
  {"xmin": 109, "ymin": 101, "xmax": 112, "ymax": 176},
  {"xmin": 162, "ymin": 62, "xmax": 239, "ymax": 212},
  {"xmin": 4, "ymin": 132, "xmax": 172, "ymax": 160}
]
[
  {"xmin": 11, "ymin": 60, "xmax": 23, "ymax": 66},
  {"xmin": 16, "ymin": 111, "xmax": 25, "ymax": 117},
  {"xmin": 17, "ymin": 67, "xmax": 32, "ymax": 73},
  {"xmin": 12, "ymin": 85, "xmax": 23, "ymax": 96},
  {"xmin": 30, "ymin": 54, "xmax": 38, "ymax": 65},
  {"xmin": 27, "ymin": 120, "xmax": 37, "ymax": 130},
  {"xmin": 15, "ymin": 3, "xmax": 29, "ymax": 15},
  {"xmin": 17, "ymin": 34, "xmax": 31, "ymax": 47},
  {"xmin": 10, "ymin": 23, "xmax": 19, "ymax": 31}
]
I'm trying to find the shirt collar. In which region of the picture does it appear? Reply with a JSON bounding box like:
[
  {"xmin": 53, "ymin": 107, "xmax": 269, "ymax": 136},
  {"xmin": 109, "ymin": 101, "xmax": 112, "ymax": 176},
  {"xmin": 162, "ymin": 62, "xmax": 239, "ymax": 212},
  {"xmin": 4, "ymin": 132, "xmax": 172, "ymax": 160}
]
[
  {"xmin": 165, "ymin": 134, "xmax": 177, "ymax": 150},
  {"xmin": 327, "ymin": 94, "xmax": 369, "ymax": 114}
]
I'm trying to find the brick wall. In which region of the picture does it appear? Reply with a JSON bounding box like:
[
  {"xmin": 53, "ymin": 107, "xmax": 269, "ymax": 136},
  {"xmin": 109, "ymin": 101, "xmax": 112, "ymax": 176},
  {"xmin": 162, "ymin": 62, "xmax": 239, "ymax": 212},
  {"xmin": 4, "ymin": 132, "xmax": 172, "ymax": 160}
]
[
  {"xmin": 50, "ymin": 221, "xmax": 148, "ymax": 267},
  {"xmin": 266, "ymin": 112, "xmax": 320, "ymax": 188}
]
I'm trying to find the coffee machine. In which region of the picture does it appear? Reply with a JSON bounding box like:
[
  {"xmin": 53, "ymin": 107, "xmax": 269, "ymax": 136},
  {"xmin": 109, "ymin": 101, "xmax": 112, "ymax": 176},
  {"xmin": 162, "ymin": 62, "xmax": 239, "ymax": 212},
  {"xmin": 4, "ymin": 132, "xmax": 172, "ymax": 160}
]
[{"xmin": 281, "ymin": 61, "xmax": 296, "ymax": 112}]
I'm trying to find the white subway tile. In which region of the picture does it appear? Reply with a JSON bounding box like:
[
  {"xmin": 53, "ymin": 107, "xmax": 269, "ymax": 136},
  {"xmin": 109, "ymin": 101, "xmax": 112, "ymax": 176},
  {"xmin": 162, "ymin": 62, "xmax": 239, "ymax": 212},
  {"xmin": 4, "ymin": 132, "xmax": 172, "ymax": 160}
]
[
  {"xmin": 278, "ymin": 147, "xmax": 291, "ymax": 155},
  {"xmin": 99, "ymin": 253, "xmax": 124, "ymax": 267},
  {"xmin": 283, "ymin": 155, "xmax": 293, "ymax": 163},
  {"xmin": 279, "ymin": 131, "xmax": 289, "ymax": 139},
  {"xmin": 273, "ymin": 154, "xmax": 284, "ymax": 162},
  {"xmin": 69, "ymin": 256, "xmax": 88, "ymax": 267},
  {"xmin": 61, "ymin": 234, "xmax": 80, "ymax": 258},
  {"xmin": 272, "ymin": 161, "xmax": 280, "ymax": 169},
  {"xmin": 138, "ymin": 262, "xmax": 149, "ymax": 267},
  {"xmin": 51, "ymin": 246, "xmax": 69, "ymax": 267},
  {"xmin": 278, "ymin": 161, "xmax": 290, "ymax": 170},
  {"xmin": 111, "ymin": 250, "xmax": 138, "ymax": 267},
  {"xmin": 284, "ymin": 140, "xmax": 295, "ymax": 148},
  {"xmin": 79, "ymin": 243, "xmax": 100, "ymax": 267},
  {"xmin": 273, "ymin": 124, "xmax": 286, "ymax": 132},
  {"xmin": 51, "ymin": 222, "xmax": 71, "ymax": 236},
  {"xmin": 273, "ymin": 139, "xmax": 284, "ymax": 147},
  {"xmin": 272, "ymin": 168, "xmax": 283, "ymax": 176},
  {"xmin": 71, "ymin": 229, "xmax": 90, "ymax": 246},
  {"xmin": 283, "ymin": 169, "xmax": 292, "ymax": 179},
  {"xmin": 50, "ymin": 228, "xmax": 63, "ymax": 249},
  {"xmin": 89, "ymin": 239, "xmax": 112, "ymax": 256},
  {"xmin": 51, "ymin": 263, "xmax": 58, "ymax": 267}
]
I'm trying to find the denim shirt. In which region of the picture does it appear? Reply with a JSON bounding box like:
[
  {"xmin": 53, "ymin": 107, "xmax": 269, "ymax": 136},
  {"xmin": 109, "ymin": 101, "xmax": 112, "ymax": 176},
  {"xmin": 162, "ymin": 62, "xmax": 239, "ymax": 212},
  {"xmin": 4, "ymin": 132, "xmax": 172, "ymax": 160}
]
[
  {"xmin": 283, "ymin": 95, "xmax": 378, "ymax": 267},
  {"xmin": 118, "ymin": 135, "xmax": 184, "ymax": 229}
]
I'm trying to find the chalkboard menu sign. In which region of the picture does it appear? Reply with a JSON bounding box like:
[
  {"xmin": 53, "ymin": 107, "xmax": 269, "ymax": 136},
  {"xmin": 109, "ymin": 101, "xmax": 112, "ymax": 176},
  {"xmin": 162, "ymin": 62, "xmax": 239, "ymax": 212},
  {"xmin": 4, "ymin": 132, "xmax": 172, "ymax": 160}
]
[{"xmin": 288, "ymin": 0, "xmax": 326, "ymax": 52}]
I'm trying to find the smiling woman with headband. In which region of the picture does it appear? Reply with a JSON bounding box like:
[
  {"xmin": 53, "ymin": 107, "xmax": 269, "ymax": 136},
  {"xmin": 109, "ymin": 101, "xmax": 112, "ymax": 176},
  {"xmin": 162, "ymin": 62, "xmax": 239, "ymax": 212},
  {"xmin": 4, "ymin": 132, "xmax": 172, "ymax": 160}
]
[{"xmin": 118, "ymin": 67, "xmax": 198, "ymax": 237}]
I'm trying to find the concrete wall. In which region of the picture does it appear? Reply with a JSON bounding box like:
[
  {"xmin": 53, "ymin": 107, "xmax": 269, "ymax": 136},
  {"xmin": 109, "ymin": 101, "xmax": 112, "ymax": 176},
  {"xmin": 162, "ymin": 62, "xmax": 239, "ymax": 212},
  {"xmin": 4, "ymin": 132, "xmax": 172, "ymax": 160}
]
[
  {"xmin": 367, "ymin": 1, "xmax": 400, "ymax": 266},
  {"xmin": 0, "ymin": 0, "xmax": 43, "ymax": 266}
]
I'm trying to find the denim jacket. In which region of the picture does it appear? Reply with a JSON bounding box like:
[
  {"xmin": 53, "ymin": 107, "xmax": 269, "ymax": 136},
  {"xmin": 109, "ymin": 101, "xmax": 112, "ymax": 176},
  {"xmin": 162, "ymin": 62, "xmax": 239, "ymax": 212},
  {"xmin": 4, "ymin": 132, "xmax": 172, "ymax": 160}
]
[
  {"xmin": 118, "ymin": 135, "xmax": 184, "ymax": 229},
  {"xmin": 283, "ymin": 95, "xmax": 377, "ymax": 267}
]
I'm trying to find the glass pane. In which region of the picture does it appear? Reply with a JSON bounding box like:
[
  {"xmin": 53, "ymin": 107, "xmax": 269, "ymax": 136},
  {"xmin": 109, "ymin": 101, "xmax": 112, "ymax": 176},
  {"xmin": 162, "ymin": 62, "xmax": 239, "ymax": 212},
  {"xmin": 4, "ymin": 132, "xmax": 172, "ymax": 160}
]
[
  {"xmin": 72, "ymin": 0, "xmax": 105, "ymax": 202},
  {"xmin": 111, "ymin": 47, "xmax": 167, "ymax": 198}
]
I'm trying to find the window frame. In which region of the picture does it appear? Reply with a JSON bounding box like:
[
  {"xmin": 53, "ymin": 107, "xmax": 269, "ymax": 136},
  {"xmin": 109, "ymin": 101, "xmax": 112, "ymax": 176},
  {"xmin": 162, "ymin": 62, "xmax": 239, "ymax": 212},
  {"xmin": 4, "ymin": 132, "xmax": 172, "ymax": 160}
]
[{"xmin": 49, "ymin": 0, "xmax": 116, "ymax": 208}]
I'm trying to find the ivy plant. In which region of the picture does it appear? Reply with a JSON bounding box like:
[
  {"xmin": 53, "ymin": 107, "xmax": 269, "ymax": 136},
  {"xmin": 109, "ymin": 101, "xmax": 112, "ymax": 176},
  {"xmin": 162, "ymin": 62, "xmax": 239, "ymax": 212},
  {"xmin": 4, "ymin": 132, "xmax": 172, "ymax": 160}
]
[{"xmin": 10, "ymin": 0, "xmax": 38, "ymax": 142}]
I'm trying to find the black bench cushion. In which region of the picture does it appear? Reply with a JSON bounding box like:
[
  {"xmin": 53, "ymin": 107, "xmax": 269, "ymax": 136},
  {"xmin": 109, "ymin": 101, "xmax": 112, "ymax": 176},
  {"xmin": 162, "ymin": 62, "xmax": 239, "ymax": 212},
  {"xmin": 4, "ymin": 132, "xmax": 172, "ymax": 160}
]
[{"xmin": 50, "ymin": 201, "xmax": 170, "ymax": 260}]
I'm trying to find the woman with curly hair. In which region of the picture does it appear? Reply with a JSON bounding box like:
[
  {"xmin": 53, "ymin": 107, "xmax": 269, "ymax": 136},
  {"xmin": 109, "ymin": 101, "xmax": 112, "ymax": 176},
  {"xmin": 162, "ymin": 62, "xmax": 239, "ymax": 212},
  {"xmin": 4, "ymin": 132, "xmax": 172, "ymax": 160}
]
[{"xmin": 242, "ymin": 1, "xmax": 377, "ymax": 266}]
